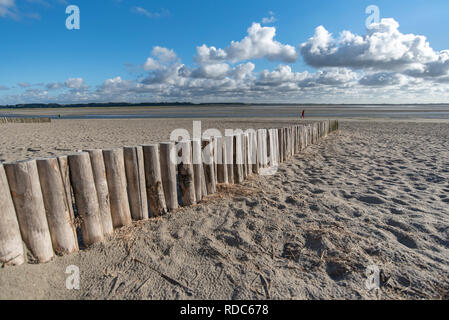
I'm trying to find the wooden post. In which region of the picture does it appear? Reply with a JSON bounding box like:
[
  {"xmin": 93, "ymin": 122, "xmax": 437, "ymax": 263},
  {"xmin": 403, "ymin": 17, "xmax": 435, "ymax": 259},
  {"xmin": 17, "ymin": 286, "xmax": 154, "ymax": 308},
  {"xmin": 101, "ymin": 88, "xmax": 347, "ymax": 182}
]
[
  {"xmin": 57, "ymin": 156, "xmax": 75, "ymax": 221},
  {"xmin": 84, "ymin": 150, "xmax": 114, "ymax": 236},
  {"xmin": 177, "ymin": 141, "xmax": 196, "ymax": 206},
  {"xmin": 266, "ymin": 129, "xmax": 272, "ymax": 167},
  {"xmin": 242, "ymin": 133, "xmax": 248, "ymax": 179},
  {"xmin": 224, "ymin": 135, "xmax": 234, "ymax": 184},
  {"xmin": 268, "ymin": 129, "xmax": 277, "ymax": 168},
  {"xmin": 68, "ymin": 152, "xmax": 104, "ymax": 246},
  {"xmin": 212, "ymin": 137, "xmax": 218, "ymax": 184},
  {"xmin": 250, "ymin": 131, "xmax": 259, "ymax": 174},
  {"xmin": 289, "ymin": 127, "xmax": 294, "ymax": 157},
  {"xmin": 277, "ymin": 128, "xmax": 283, "ymax": 163},
  {"xmin": 191, "ymin": 139, "xmax": 204, "ymax": 201},
  {"xmin": 103, "ymin": 148, "xmax": 132, "ymax": 228},
  {"xmin": 216, "ymin": 136, "xmax": 228, "ymax": 184},
  {"xmin": 257, "ymin": 129, "xmax": 263, "ymax": 168},
  {"xmin": 270, "ymin": 129, "xmax": 279, "ymax": 166},
  {"xmin": 296, "ymin": 126, "xmax": 300, "ymax": 153},
  {"xmin": 142, "ymin": 144, "xmax": 167, "ymax": 217},
  {"xmin": 5, "ymin": 160, "xmax": 54, "ymax": 263},
  {"xmin": 233, "ymin": 134, "xmax": 244, "ymax": 184},
  {"xmin": 160, "ymin": 142, "xmax": 179, "ymax": 210},
  {"xmin": 124, "ymin": 146, "xmax": 148, "ymax": 221},
  {"xmin": 0, "ymin": 164, "xmax": 24, "ymax": 266},
  {"xmin": 288, "ymin": 127, "xmax": 291, "ymax": 157},
  {"xmin": 36, "ymin": 158, "xmax": 79, "ymax": 255},
  {"xmin": 281, "ymin": 128, "xmax": 287, "ymax": 162},
  {"xmin": 202, "ymin": 138, "xmax": 217, "ymax": 193}
]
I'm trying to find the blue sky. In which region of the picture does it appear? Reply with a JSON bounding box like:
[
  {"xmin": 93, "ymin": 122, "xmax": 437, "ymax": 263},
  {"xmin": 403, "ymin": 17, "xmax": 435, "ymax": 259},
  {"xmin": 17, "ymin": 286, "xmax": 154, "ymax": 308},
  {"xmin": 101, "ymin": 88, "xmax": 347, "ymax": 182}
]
[{"xmin": 1, "ymin": 0, "xmax": 449, "ymax": 104}]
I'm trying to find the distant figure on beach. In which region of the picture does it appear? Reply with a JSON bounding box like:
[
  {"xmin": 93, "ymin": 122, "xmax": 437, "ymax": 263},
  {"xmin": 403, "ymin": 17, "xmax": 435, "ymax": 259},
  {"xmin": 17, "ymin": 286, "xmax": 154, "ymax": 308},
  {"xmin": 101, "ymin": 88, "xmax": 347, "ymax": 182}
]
[{"xmin": 302, "ymin": 110, "xmax": 305, "ymax": 119}]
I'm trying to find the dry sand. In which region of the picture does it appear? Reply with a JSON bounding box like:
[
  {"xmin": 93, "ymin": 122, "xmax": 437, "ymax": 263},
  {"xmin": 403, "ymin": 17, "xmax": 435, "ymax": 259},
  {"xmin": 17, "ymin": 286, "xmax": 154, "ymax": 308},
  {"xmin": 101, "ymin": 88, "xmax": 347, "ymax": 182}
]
[{"xmin": 0, "ymin": 118, "xmax": 448, "ymax": 300}]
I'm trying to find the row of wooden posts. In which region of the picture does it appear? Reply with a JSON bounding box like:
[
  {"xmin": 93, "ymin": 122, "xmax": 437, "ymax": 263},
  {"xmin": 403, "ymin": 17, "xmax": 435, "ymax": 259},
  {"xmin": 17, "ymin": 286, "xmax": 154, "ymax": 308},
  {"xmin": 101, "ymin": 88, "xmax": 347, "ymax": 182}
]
[
  {"xmin": 0, "ymin": 117, "xmax": 52, "ymax": 124},
  {"xmin": 0, "ymin": 120, "xmax": 338, "ymax": 266}
]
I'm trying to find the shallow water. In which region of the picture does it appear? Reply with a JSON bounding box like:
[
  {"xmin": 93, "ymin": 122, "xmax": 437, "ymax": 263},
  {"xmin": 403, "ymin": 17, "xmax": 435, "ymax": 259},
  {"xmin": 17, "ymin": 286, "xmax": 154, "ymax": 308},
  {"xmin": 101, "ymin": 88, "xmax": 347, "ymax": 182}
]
[{"xmin": 1, "ymin": 104, "xmax": 449, "ymax": 119}]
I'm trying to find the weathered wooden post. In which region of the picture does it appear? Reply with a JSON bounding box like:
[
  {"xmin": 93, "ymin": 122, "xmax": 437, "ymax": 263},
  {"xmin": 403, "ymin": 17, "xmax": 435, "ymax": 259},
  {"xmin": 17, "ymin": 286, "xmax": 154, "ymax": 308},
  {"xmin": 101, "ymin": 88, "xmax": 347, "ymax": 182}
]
[
  {"xmin": 225, "ymin": 135, "xmax": 235, "ymax": 183},
  {"xmin": 0, "ymin": 164, "xmax": 24, "ymax": 266},
  {"xmin": 233, "ymin": 134, "xmax": 244, "ymax": 184},
  {"xmin": 284, "ymin": 127, "xmax": 288, "ymax": 159},
  {"xmin": 57, "ymin": 156, "xmax": 76, "ymax": 230},
  {"xmin": 290, "ymin": 126, "xmax": 294, "ymax": 155},
  {"xmin": 266, "ymin": 129, "xmax": 272, "ymax": 168},
  {"xmin": 212, "ymin": 136, "xmax": 218, "ymax": 183},
  {"xmin": 202, "ymin": 138, "xmax": 217, "ymax": 193},
  {"xmin": 216, "ymin": 136, "xmax": 228, "ymax": 184},
  {"xmin": 277, "ymin": 128, "xmax": 283, "ymax": 163},
  {"xmin": 246, "ymin": 133, "xmax": 251, "ymax": 178},
  {"xmin": 5, "ymin": 160, "xmax": 54, "ymax": 263},
  {"xmin": 242, "ymin": 133, "xmax": 248, "ymax": 179},
  {"xmin": 68, "ymin": 152, "xmax": 104, "ymax": 246},
  {"xmin": 296, "ymin": 126, "xmax": 300, "ymax": 153},
  {"xmin": 85, "ymin": 150, "xmax": 113, "ymax": 236},
  {"xmin": 257, "ymin": 129, "xmax": 267, "ymax": 168},
  {"xmin": 250, "ymin": 131, "xmax": 259, "ymax": 174},
  {"xmin": 124, "ymin": 146, "xmax": 148, "ymax": 221},
  {"xmin": 289, "ymin": 127, "xmax": 294, "ymax": 156},
  {"xmin": 103, "ymin": 148, "xmax": 132, "ymax": 228},
  {"xmin": 268, "ymin": 129, "xmax": 278, "ymax": 168},
  {"xmin": 36, "ymin": 158, "xmax": 79, "ymax": 255},
  {"xmin": 273, "ymin": 129, "xmax": 279, "ymax": 165},
  {"xmin": 142, "ymin": 144, "xmax": 167, "ymax": 217},
  {"xmin": 177, "ymin": 141, "xmax": 196, "ymax": 206},
  {"xmin": 159, "ymin": 142, "xmax": 179, "ymax": 210},
  {"xmin": 191, "ymin": 139, "xmax": 204, "ymax": 201}
]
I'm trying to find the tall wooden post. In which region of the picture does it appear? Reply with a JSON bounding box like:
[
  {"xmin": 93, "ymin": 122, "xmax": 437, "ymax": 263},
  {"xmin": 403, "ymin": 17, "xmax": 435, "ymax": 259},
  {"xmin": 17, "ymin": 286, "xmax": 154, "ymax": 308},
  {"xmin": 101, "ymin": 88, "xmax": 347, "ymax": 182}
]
[
  {"xmin": 68, "ymin": 152, "xmax": 104, "ymax": 246},
  {"xmin": 85, "ymin": 150, "xmax": 114, "ymax": 236},
  {"xmin": 191, "ymin": 139, "xmax": 204, "ymax": 201},
  {"xmin": 142, "ymin": 144, "xmax": 167, "ymax": 217},
  {"xmin": 202, "ymin": 138, "xmax": 217, "ymax": 194},
  {"xmin": 0, "ymin": 164, "xmax": 24, "ymax": 266},
  {"xmin": 177, "ymin": 141, "xmax": 196, "ymax": 206},
  {"xmin": 233, "ymin": 134, "xmax": 244, "ymax": 184},
  {"xmin": 216, "ymin": 136, "xmax": 228, "ymax": 184},
  {"xmin": 57, "ymin": 156, "xmax": 76, "ymax": 228},
  {"xmin": 103, "ymin": 148, "xmax": 132, "ymax": 228},
  {"xmin": 242, "ymin": 133, "xmax": 248, "ymax": 179},
  {"xmin": 5, "ymin": 160, "xmax": 54, "ymax": 263},
  {"xmin": 36, "ymin": 158, "xmax": 79, "ymax": 255},
  {"xmin": 160, "ymin": 142, "xmax": 179, "ymax": 210},
  {"xmin": 224, "ymin": 135, "xmax": 234, "ymax": 184},
  {"xmin": 124, "ymin": 146, "xmax": 148, "ymax": 221}
]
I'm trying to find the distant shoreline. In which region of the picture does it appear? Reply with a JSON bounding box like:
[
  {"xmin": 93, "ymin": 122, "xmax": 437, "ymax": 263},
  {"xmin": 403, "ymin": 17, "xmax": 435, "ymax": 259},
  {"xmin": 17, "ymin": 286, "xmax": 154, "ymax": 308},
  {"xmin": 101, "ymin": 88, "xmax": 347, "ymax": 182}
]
[{"xmin": 1, "ymin": 102, "xmax": 449, "ymax": 109}]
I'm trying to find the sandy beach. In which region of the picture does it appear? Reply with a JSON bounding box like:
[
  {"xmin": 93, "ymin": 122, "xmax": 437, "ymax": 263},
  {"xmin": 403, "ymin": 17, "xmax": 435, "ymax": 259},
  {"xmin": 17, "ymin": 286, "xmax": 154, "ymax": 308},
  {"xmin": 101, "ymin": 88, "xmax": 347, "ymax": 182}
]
[{"xmin": 0, "ymin": 118, "xmax": 448, "ymax": 300}]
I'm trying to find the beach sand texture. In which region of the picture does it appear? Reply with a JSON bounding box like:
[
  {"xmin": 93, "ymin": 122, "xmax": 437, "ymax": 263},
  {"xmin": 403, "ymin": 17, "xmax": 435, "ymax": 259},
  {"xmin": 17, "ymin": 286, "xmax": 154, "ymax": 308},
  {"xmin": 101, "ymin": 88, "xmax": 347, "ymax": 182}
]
[{"xmin": 0, "ymin": 119, "xmax": 448, "ymax": 300}]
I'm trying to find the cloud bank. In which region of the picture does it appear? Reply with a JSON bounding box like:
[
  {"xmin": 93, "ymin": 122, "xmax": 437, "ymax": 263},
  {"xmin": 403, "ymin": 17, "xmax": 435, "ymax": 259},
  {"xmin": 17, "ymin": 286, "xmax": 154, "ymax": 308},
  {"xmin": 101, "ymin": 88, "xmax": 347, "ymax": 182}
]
[{"xmin": 3, "ymin": 17, "xmax": 449, "ymax": 104}]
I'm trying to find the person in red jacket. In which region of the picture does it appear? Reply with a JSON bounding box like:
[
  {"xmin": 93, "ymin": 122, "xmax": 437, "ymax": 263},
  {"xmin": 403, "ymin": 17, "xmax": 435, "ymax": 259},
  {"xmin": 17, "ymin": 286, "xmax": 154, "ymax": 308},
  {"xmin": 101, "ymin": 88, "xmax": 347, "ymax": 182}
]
[{"xmin": 301, "ymin": 110, "xmax": 305, "ymax": 119}]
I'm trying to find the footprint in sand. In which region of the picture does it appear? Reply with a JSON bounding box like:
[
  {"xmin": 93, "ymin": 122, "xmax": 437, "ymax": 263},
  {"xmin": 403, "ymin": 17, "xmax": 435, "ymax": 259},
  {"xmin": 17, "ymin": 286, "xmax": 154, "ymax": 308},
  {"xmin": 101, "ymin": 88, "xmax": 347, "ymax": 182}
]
[
  {"xmin": 357, "ymin": 195, "xmax": 385, "ymax": 205},
  {"xmin": 326, "ymin": 261, "xmax": 349, "ymax": 281}
]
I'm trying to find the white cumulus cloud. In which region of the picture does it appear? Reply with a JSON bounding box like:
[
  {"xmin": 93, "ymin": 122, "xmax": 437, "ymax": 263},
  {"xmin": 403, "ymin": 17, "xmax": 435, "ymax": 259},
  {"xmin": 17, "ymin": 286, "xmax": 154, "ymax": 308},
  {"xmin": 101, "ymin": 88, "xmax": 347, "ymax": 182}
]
[
  {"xmin": 196, "ymin": 23, "xmax": 298, "ymax": 65},
  {"xmin": 299, "ymin": 18, "xmax": 448, "ymax": 80}
]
